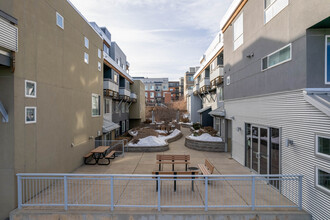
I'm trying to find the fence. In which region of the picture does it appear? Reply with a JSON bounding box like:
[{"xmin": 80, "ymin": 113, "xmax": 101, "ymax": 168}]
[
  {"xmin": 16, "ymin": 174, "xmax": 302, "ymax": 211},
  {"xmin": 94, "ymin": 140, "xmax": 125, "ymax": 157}
]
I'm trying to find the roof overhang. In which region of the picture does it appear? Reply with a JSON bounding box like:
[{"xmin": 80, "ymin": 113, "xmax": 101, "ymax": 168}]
[
  {"xmin": 103, "ymin": 54, "xmax": 134, "ymax": 83},
  {"xmin": 220, "ymin": 0, "xmax": 247, "ymax": 33},
  {"xmin": 103, "ymin": 115, "xmax": 120, "ymax": 133},
  {"xmin": 197, "ymin": 106, "xmax": 212, "ymax": 113},
  {"xmin": 209, "ymin": 107, "xmax": 226, "ymax": 117},
  {"xmin": 303, "ymin": 89, "xmax": 330, "ymax": 117},
  {"xmin": 194, "ymin": 47, "xmax": 223, "ymax": 80}
]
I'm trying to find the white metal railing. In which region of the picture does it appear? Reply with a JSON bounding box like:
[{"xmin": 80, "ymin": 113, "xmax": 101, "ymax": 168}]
[
  {"xmin": 16, "ymin": 174, "xmax": 303, "ymax": 211},
  {"xmin": 130, "ymin": 93, "xmax": 137, "ymax": 99},
  {"xmin": 119, "ymin": 88, "xmax": 130, "ymax": 97},
  {"xmin": 199, "ymin": 78, "xmax": 210, "ymax": 88},
  {"xmin": 103, "ymin": 80, "xmax": 119, "ymax": 92},
  {"xmin": 210, "ymin": 66, "xmax": 224, "ymax": 82}
]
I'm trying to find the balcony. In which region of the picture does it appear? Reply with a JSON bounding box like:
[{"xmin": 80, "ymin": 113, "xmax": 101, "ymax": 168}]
[
  {"xmin": 103, "ymin": 79, "xmax": 119, "ymax": 92},
  {"xmin": 199, "ymin": 78, "xmax": 210, "ymax": 89},
  {"xmin": 130, "ymin": 92, "xmax": 137, "ymax": 103},
  {"xmin": 210, "ymin": 66, "xmax": 224, "ymax": 82},
  {"xmin": 119, "ymin": 88, "xmax": 131, "ymax": 97},
  {"xmin": 193, "ymin": 84, "xmax": 199, "ymax": 95}
]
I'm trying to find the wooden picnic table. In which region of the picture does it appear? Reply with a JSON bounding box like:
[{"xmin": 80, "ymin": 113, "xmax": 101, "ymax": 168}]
[{"xmin": 91, "ymin": 146, "xmax": 109, "ymax": 163}]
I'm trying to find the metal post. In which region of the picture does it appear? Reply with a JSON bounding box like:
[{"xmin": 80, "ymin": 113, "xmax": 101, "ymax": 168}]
[
  {"xmin": 111, "ymin": 177, "xmax": 114, "ymax": 211},
  {"xmin": 298, "ymin": 175, "xmax": 303, "ymax": 210},
  {"xmin": 122, "ymin": 140, "xmax": 125, "ymax": 157},
  {"xmin": 64, "ymin": 176, "xmax": 68, "ymax": 210},
  {"xmin": 251, "ymin": 176, "xmax": 255, "ymax": 210},
  {"xmin": 157, "ymin": 176, "xmax": 161, "ymax": 211},
  {"xmin": 17, "ymin": 175, "xmax": 22, "ymax": 209},
  {"xmin": 205, "ymin": 176, "xmax": 208, "ymax": 211}
]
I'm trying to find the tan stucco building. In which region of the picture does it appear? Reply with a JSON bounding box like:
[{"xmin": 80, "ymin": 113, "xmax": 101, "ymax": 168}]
[
  {"xmin": 0, "ymin": 0, "xmax": 104, "ymax": 218},
  {"xmin": 129, "ymin": 80, "xmax": 146, "ymax": 128}
]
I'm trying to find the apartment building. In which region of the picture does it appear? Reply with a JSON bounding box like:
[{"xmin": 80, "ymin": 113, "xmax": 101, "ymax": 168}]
[
  {"xmin": 183, "ymin": 67, "xmax": 198, "ymax": 98},
  {"xmin": 179, "ymin": 77, "xmax": 184, "ymax": 97},
  {"xmin": 135, "ymin": 77, "xmax": 170, "ymax": 106},
  {"xmin": 90, "ymin": 23, "xmax": 136, "ymax": 137},
  {"xmin": 0, "ymin": 1, "xmax": 104, "ymax": 219},
  {"xmin": 129, "ymin": 80, "xmax": 146, "ymax": 128},
  {"xmin": 169, "ymin": 81, "xmax": 180, "ymax": 101},
  {"xmin": 220, "ymin": 0, "xmax": 330, "ymax": 219}
]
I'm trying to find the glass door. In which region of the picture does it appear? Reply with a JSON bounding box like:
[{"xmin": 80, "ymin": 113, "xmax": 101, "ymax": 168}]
[
  {"xmin": 249, "ymin": 125, "xmax": 269, "ymax": 174},
  {"xmin": 259, "ymin": 128, "xmax": 269, "ymax": 175},
  {"xmin": 251, "ymin": 126, "xmax": 259, "ymax": 173}
]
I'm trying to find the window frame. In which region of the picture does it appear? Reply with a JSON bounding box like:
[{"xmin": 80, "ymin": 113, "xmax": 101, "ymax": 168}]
[
  {"xmin": 98, "ymin": 62, "xmax": 101, "ymax": 71},
  {"xmin": 84, "ymin": 52, "xmax": 89, "ymax": 64},
  {"xmin": 84, "ymin": 37, "xmax": 89, "ymax": 49},
  {"xmin": 91, "ymin": 93, "xmax": 101, "ymax": 117},
  {"xmin": 25, "ymin": 80, "xmax": 37, "ymax": 98},
  {"xmin": 315, "ymin": 166, "xmax": 330, "ymax": 195},
  {"xmin": 56, "ymin": 12, "xmax": 64, "ymax": 29},
  {"xmin": 315, "ymin": 134, "xmax": 330, "ymax": 160},
  {"xmin": 233, "ymin": 13, "xmax": 243, "ymax": 51},
  {"xmin": 98, "ymin": 49, "xmax": 102, "ymax": 59},
  {"xmin": 25, "ymin": 106, "xmax": 37, "ymax": 124},
  {"xmin": 325, "ymin": 35, "xmax": 330, "ymax": 84},
  {"xmin": 261, "ymin": 43, "xmax": 292, "ymax": 71}
]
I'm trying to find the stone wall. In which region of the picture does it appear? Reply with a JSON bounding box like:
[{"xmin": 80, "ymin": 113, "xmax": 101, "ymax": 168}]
[{"xmin": 185, "ymin": 137, "xmax": 225, "ymax": 152}]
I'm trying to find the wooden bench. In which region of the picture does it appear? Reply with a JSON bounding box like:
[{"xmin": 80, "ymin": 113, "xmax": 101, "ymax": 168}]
[
  {"xmin": 152, "ymin": 171, "xmax": 198, "ymax": 191},
  {"xmin": 98, "ymin": 150, "xmax": 117, "ymax": 165},
  {"xmin": 83, "ymin": 152, "xmax": 96, "ymax": 165},
  {"xmin": 198, "ymin": 159, "xmax": 215, "ymax": 175},
  {"xmin": 156, "ymin": 154, "xmax": 190, "ymax": 171}
]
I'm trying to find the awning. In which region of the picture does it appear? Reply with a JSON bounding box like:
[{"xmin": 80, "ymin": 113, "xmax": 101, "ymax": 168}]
[
  {"xmin": 303, "ymin": 89, "xmax": 330, "ymax": 117},
  {"xmin": 209, "ymin": 107, "xmax": 225, "ymax": 117},
  {"xmin": 197, "ymin": 106, "xmax": 211, "ymax": 113},
  {"xmin": 0, "ymin": 101, "xmax": 8, "ymax": 122},
  {"xmin": 103, "ymin": 115, "xmax": 120, "ymax": 133}
]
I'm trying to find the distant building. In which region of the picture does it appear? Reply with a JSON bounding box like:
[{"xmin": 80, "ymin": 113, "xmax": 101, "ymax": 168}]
[
  {"xmin": 179, "ymin": 77, "xmax": 184, "ymax": 97},
  {"xmin": 129, "ymin": 80, "xmax": 146, "ymax": 128},
  {"xmin": 184, "ymin": 67, "xmax": 198, "ymax": 99},
  {"xmin": 169, "ymin": 81, "xmax": 180, "ymax": 101},
  {"xmin": 134, "ymin": 77, "xmax": 169, "ymax": 106}
]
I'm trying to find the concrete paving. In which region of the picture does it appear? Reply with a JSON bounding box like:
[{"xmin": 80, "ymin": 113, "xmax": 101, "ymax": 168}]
[{"xmin": 19, "ymin": 127, "xmax": 302, "ymax": 213}]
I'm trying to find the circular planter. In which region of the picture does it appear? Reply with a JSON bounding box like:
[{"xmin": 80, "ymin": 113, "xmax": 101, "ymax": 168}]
[
  {"xmin": 185, "ymin": 136, "xmax": 226, "ymax": 152},
  {"xmin": 125, "ymin": 130, "xmax": 183, "ymax": 152}
]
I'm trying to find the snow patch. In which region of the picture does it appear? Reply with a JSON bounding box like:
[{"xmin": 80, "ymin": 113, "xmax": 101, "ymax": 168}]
[
  {"xmin": 128, "ymin": 129, "xmax": 181, "ymax": 147},
  {"xmin": 189, "ymin": 133, "xmax": 223, "ymax": 142}
]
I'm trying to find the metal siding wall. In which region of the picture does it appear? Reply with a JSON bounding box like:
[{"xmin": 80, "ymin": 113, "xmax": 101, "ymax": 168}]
[{"xmin": 225, "ymin": 90, "xmax": 330, "ymax": 219}]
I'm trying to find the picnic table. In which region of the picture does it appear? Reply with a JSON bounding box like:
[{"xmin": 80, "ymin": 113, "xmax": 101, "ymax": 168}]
[{"xmin": 84, "ymin": 146, "xmax": 112, "ymax": 165}]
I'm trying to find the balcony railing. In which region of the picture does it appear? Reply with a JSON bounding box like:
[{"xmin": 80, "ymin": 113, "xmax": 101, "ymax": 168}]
[
  {"xmin": 16, "ymin": 173, "xmax": 303, "ymax": 211},
  {"xmin": 130, "ymin": 93, "xmax": 137, "ymax": 99},
  {"xmin": 119, "ymin": 88, "xmax": 130, "ymax": 97},
  {"xmin": 199, "ymin": 78, "xmax": 210, "ymax": 89},
  {"xmin": 104, "ymin": 79, "xmax": 119, "ymax": 92},
  {"xmin": 210, "ymin": 66, "xmax": 224, "ymax": 82},
  {"xmin": 193, "ymin": 84, "xmax": 199, "ymax": 94}
]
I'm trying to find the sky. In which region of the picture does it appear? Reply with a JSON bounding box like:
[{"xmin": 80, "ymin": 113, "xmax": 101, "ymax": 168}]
[{"xmin": 69, "ymin": 0, "xmax": 232, "ymax": 81}]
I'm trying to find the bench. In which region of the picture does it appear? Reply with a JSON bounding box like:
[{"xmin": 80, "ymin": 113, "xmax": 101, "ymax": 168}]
[
  {"xmin": 98, "ymin": 150, "xmax": 117, "ymax": 165},
  {"xmin": 84, "ymin": 152, "xmax": 96, "ymax": 165},
  {"xmin": 198, "ymin": 159, "xmax": 215, "ymax": 175},
  {"xmin": 152, "ymin": 171, "xmax": 198, "ymax": 191},
  {"xmin": 156, "ymin": 154, "xmax": 190, "ymax": 171}
]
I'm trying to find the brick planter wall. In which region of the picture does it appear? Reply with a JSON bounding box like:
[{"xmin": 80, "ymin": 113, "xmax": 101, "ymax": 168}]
[{"xmin": 185, "ymin": 136, "xmax": 226, "ymax": 152}]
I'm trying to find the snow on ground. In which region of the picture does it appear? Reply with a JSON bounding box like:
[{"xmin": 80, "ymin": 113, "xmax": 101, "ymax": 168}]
[
  {"xmin": 130, "ymin": 131, "xmax": 138, "ymax": 136},
  {"xmin": 128, "ymin": 129, "xmax": 181, "ymax": 147},
  {"xmin": 155, "ymin": 130, "xmax": 168, "ymax": 134},
  {"xmin": 189, "ymin": 133, "xmax": 223, "ymax": 142},
  {"xmin": 179, "ymin": 122, "xmax": 193, "ymax": 125}
]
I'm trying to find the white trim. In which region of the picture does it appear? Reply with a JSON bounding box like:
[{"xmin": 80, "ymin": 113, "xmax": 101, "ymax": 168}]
[
  {"xmin": 325, "ymin": 35, "xmax": 330, "ymax": 84},
  {"xmin": 25, "ymin": 107, "xmax": 37, "ymax": 124},
  {"xmin": 25, "ymin": 80, "xmax": 37, "ymax": 98},
  {"xmin": 261, "ymin": 43, "xmax": 292, "ymax": 71},
  {"xmin": 56, "ymin": 12, "xmax": 64, "ymax": 29},
  {"xmin": 315, "ymin": 134, "xmax": 330, "ymax": 160},
  {"xmin": 98, "ymin": 49, "xmax": 101, "ymax": 59},
  {"xmin": 315, "ymin": 166, "xmax": 330, "ymax": 195},
  {"xmin": 91, "ymin": 93, "xmax": 101, "ymax": 117}
]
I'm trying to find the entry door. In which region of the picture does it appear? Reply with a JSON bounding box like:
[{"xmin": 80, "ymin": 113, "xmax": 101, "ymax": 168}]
[{"xmin": 251, "ymin": 126, "xmax": 269, "ymax": 174}]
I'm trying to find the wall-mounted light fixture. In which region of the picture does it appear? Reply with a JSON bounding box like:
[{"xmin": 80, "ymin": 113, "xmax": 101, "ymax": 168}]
[
  {"xmin": 236, "ymin": 127, "xmax": 242, "ymax": 132},
  {"xmin": 230, "ymin": 116, "xmax": 235, "ymax": 120},
  {"xmin": 285, "ymin": 139, "xmax": 294, "ymax": 147},
  {"xmin": 246, "ymin": 53, "xmax": 254, "ymax": 58}
]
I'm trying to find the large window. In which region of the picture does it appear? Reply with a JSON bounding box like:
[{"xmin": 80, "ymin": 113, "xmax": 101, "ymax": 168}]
[
  {"xmin": 264, "ymin": 0, "xmax": 288, "ymax": 24},
  {"xmin": 145, "ymin": 85, "xmax": 148, "ymax": 90},
  {"xmin": 150, "ymin": 92, "xmax": 154, "ymax": 98},
  {"xmin": 233, "ymin": 13, "xmax": 243, "ymax": 50},
  {"xmin": 262, "ymin": 44, "xmax": 291, "ymax": 71},
  {"xmin": 214, "ymin": 118, "xmax": 221, "ymax": 136},
  {"xmin": 316, "ymin": 135, "xmax": 330, "ymax": 160},
  {"xmin": 92, "ymin": 94, "xmax": 100, "ymax": 116},
  {"xmin": 25, "ymin": 80, "xmax": 36, "ymax": 98},
  {"xmin": 98, "ymin": 49, "xmax": 101, "ymax": 59},
  {"xmin": 84, "ymin": 37, "xmax": 89, "ymax": 49},
  {"xmin": 325, "ymin": 36, "xmax": 330, "ymax": 84},
  {"xmin": 316, "ymin": 167, "xmax": 330, "ymax": 195},
  {"xmin": 104, "ymin": 99, "xmax": 111, "ymax": 114},
  {"xmin": 56, "ymin": 12, "xmax": 64, "ymax": 29},
  {"xmin": 121, "ymin": 121, "xmax": 125, "ymax": 133},
  {"xmin": 150, "ymin": 85, "xmax": 154, "ymax": 90},
  {"xmin": 84, "ymin": 52, "xmax": 89, "ymax": 64},
  {"xmin": 103, "ymin": 44, "xmax": 110, "ymax": 55},
  {"xmin": 25, "ymin": 107, "xmax": 36, "ymax": 124}
]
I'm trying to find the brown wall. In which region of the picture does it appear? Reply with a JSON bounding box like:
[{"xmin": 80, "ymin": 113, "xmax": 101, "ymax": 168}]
[{"xmin": 0, "ymin": 0, "xmax": 103, "ymax": 218}]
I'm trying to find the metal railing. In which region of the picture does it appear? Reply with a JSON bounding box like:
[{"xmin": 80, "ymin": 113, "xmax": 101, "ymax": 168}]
[{"xmin": 16, "ymin": 174, "xmax": 302, "ymax": 211}]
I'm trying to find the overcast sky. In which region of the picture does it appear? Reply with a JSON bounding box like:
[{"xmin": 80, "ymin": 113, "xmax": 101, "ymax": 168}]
[{"xmin": 70, "ymin": 0, "xmax": 232, "ymax": 81}]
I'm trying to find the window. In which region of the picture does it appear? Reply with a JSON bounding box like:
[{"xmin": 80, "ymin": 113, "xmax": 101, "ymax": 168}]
[
  {"xmin": 25, "ymin": 80, "xmax": 36, "ymax": 98},
  {"xmin": 145, "ymin": 92, "xmax": 148, "ymax": 97},
  {"xmin": 98, "ymin": 62, "xmax": 101, "ymax": 71},
  {"xmin": 233, "ymin": 13, "xmax": 243, "ymax": 50},
  {"xmin": 103, "ymin": 44, "xmax": 109, "ymax": 55},
  {"xmin": 264, "ymin": 0, "xmax": 288, "ymax": 24},
  {"xmin": 316, "ymin": 167, "xmax": 330, "ymax": 195},
  {"xmin": 217, "ymin": 86, "xmax": 223, "ymax": 101},
  {"xmin": 150, "ymin": 92, "xmax": 154, "ymax": 98},
  {"xmin": 25, "ymin": 107, "xmax": 36, "ymax": 124},
  {"xmin": 150, "ymin": 85, "xmax": 154, "ymax": 90},
  {"xmin": 84, "ymin": 37, "xmax": 89, "ymax": 49},
  {"xmin": 316, "ymin": 135, "xmax": 330, "ymax": 159},
  {"xmin": 98, "ymin": 49, "xmax": 101, "ymax": 59},
  {"xmin": 188, "ymin": 76, "xmax": 194, "ymax": 81},
  {"xmin": 262, "ymin": 44, "xmax": 291, "ymax": 70},
  {"xmin": 214, "ymin": 118, "xmax": 221, "ymax": 136},
  {"xmin": 121, "ymin": 121, "xmax": 125, "ymax": 133},
  {"xmin": 170, "ymin": 88, "xmax": 173, "ymax": 91},
  {"xmin": 92, "ymin": 94, "xmax": 100, "ymax": 116},
  {"xmin": 114, "ymin": 73, "xmax": 118, "ymax": 83},
  {"xmin": 104, "ymin": 99, "xmax": 111, "ymax": 114},
  {"xmin": 84, "ymin": 52, "xmax": 89, "ymax": 64},
  {"xmin": 56, "ymin": 12, "xmax": 64, "ymax": 29},
  {"xmin": 226, "ymin": 76, "xmax": 230, "ymax": 85},
  {"xmin": 325, "ymin": 36, "xmax": 330, "ymax": 84},
  {"xmin": 121, "ymin": 103, "xmax": 125, "ymax": 113}
]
